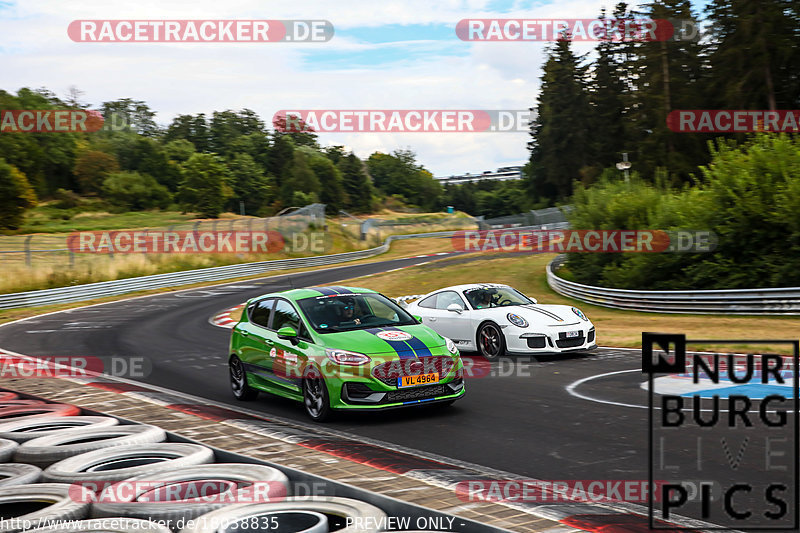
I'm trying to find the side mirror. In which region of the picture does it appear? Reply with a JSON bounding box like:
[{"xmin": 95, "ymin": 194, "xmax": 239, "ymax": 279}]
[
  {"xmin": 277, "ymin": 326, "xmax": 298, "ymax": 345},
  {"xmin": 412, "ymin": 315, "xmax": 423, "ymax": 323},
  {"xmin": 446, "ymin": 303, "xmax": 464, "ymax": 314}
]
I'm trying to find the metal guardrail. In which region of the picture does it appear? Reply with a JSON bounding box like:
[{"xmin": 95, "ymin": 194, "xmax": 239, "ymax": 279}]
[
  {"xmin": 547, "ymin": 255, "xmax": 800, "ymax": 315},
  {"xmin": 0, "ymin": 231, "xmax": 459, "ymax": 310}
]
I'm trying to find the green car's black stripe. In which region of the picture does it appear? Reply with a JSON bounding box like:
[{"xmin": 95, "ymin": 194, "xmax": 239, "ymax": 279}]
[
  {"xmin": 309, "ymin": 287, "xmax": 337, "ymax": 296},
  {"xmin": 364, "ymin": 327, "xmax": 430, "ymax": 359}
]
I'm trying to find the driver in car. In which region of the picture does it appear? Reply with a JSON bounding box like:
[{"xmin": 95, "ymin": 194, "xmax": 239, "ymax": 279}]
[
  {"xmin": 337, "ymin": 297, "xmax": 361, "ymax": 326},
  {"xmin": 474, "ymin": 290, "xmax": 493, "ymax": 309}
]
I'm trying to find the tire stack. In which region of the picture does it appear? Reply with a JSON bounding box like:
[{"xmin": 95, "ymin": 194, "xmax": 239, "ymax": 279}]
[{"xmin": 0, "ymin": 391, "xmax": 450, "ymax": 533}]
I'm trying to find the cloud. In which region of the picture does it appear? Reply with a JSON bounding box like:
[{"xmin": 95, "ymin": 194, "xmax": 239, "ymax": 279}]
[{"xmin": 1, "ymin": 0, "xmax": 615, "ymax": 174}]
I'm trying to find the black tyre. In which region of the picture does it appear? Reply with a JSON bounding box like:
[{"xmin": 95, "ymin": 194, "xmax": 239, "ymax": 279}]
[
  {"xmin": 229, "ymin": 356, "xmax": 258, "ymax": 401},
  {"xmin": 477, "ymin": 322, "xmax": 505, "ymax": 360},
  {"xmin": 302, "ymin": 367, "xmax": 332, "ymax": 422}
]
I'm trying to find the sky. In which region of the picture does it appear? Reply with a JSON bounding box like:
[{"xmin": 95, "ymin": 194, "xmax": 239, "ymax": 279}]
[{"xmin": 0, "ymin": 0, "xmax": 709, "ymax": 176}]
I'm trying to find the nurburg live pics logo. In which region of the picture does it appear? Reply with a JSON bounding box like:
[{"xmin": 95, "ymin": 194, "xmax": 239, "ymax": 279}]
[{"xmin": 643, "ymin": 332, "xmax": 799, "ymax": 530}]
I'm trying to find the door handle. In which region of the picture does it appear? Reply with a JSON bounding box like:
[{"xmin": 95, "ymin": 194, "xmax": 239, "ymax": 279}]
[
  {"xmin": 264, "ymin": 338, "xmax": 274, "ymax": 345},
  {"xmin": 240, "ymin": 331, "xmax": 249, "ymax": 337}
]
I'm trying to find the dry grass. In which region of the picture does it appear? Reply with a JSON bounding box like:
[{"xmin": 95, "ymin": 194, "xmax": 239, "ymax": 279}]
[{"xmin": 338, "ymin": 253, "xmax": 800, "ymax": 355}]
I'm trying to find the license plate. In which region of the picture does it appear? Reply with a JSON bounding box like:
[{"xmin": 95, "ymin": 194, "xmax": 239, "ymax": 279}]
[
  {"xmin": 565, "ymin": 330, "xmax": 581, "ymax": 338},
  {"xmin": 397, "ymin": 373, "xmax": 440, "ymax": 388}
]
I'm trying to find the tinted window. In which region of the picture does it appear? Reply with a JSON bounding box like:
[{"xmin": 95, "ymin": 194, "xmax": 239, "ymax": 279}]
[
  {"xmin": 298, "ymin": 293, "xmax": 417, "ymax": 333},
  {"xmin": 435, "ymin": 291, "xmax": 465, "ymax": 310},
  {"xmin": 463, "ymin": 286, "xmax": 533, "ymax": 309},
  {"xmin": 249, "ymin": 298, "xmax": 273, "ymax": 327},
  {"xmin": 417, "ymin": 294, "xmax": 437, "ymax": 309},
  {"xmin": 272, "ymin": 299, "xmax": 302, "ymax": 332}
]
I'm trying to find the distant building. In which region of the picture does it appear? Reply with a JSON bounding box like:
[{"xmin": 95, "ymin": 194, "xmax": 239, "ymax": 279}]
[{"xmin": 435, "ymin": 166, "xmax": 523, "ymax": 186}]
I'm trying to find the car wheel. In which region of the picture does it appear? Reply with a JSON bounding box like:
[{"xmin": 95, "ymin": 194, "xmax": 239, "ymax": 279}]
[
  {"xmin": 302, "ymin": 367, "xmax": 332, "ymax": 422},
  {"xmin": 478, "ymin": 322, "xmax": 505, "ymax": 360},
  {"xmin": 229, "ymin": 356, "xmax": 258, "ymax": 401}
]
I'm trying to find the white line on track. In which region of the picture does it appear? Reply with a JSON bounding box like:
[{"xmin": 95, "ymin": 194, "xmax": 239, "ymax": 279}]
[{"xmin": 566, "ymin": 368, "xmax": 794, "ymax": 413}]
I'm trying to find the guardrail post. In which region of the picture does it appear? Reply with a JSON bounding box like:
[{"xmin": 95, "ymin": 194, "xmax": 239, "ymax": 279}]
[
  {"xmin": 24, "ymin": 236, "xmax": 32, "ymax": 267},
  {"xmin": 69, "ymin": 250, "xmax": 75, "ymax": 268}
]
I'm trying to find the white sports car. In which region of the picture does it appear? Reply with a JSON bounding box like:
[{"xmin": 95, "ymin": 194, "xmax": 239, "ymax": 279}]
[{"xmin": 404, "ymin": 283, "xmax": 597, "ymax": 359}]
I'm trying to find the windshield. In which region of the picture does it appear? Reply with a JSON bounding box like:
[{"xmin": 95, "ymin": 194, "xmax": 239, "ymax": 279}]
[
  {"xmin": 463, "ymin": 286, "xmax": 533, "ymax": 309},
  {"xmin": 297, "ymin": 292, "xmax": 418, "ymax": 333}
]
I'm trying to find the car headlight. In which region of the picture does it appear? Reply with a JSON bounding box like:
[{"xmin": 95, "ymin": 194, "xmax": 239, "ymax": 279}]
[
  {"xmin": 572, "ymin": 307, "xmax": 588, "ymax": 321},
  {"xmin": 325, "ymin": 349, "xmax": 371, "ymax": 366},
  {"xmin": 507, "ymin": 313, "xmax": 528, "ymax": 328},
  {"xmin": 445, "ymin": 337, "xmax": 459, "ymax": 354}
]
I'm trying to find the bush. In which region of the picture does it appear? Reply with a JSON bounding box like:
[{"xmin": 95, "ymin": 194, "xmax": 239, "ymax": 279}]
[
  {"xmin": 567, "ymin": 134, "xmax": 800, "ymax": 289},
  {"xmin": 53, "ymin": 188, "xmax": 82, "ymax": 209},
  {"xmin": 0, "ymin": 158, "xmax": 37, "ymax": 229},
  {"xmin": 102, "ymin": 171, "xmax": 171, "ymax": 210},
  {"xmin": 177, "ymin": 153, "xmax": 233, "ymax": 218}
]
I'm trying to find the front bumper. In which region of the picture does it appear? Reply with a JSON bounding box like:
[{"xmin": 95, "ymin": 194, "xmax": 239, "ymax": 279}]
[
  {"xmin": 325, "ymin": 354, "xmax": 465, "ymax": 410},
  {"xmin": 505, "ymin": 326, "xmax": 596, "ymax": 354},
  {"xmin": 337, "ymin": 378, "xmax": 466, "ymax": 409}
]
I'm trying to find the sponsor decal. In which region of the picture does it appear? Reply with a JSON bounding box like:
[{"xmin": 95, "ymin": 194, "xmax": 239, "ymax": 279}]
[{"xmin": 376, "ymin": 330, "xmax": 413, "ymax": 342}]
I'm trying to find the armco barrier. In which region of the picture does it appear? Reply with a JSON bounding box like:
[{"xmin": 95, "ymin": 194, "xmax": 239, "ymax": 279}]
[
  {"xmin": 547, "ymin": 255, "xmax": 800, "ymax": 315},
  {"xmin": 0, "ymin": 231, "xmax": 464, "ymax": 310}
]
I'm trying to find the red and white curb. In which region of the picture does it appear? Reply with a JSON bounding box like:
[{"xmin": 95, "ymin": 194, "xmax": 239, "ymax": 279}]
[
  {"xmin": 210, "ymin": 304, "xmax": 245, "ymax": 329},
  {"xmin": 0, "ymin": 343, "xmax": 726, "ymax": 533}
]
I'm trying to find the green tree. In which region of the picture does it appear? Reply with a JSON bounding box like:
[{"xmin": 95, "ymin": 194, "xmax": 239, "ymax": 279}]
[
  {"xmin": 209, "ymin": 109, "xmax": 265, "ymax": 156},
  {"xmin": 102, "ymin": 171, "xmax": 171, "ymax": 211},
  {"xmin": 308, "ymin": 152, "xmax": 345, "ymax": 213},
  {"xmin": 527, "ymin": 39, "xmax": 592, "ymax": 204},
  {"xmin": 163, "ymin": 139, "xmax": 196, "ymax": 163},
  {"xmin": 280, "ymin": 150, "xmax": 321, "ymax": 206},
  {"xmin": 338, "ymin": 153, "xmax": 373, "ymax": 213},
  {"xmin": 74, "ymin": 150, "xmax": 120, "ymax": 194},
  {"xmin": 366, "ymin": 150, "xmax": 441, "ymax": 209},
  {"xmin": 101, "ymin": 98, "xmax": 159, "ymax": 136},
  {"xmin": 177, "ymin": 153, "xmax": 233, "ymax": 217},
  {"xmin": 0, "ymin": 158, "xmax": 37, "ymax": 229},
  {"xmin": 706, "ymin": 0, "xmax": 799, "ymax": 110},
  {"xmin": 630, "ymin": 0, "xmax": 708, "ymax": 183},
  {"xmin": 227, "ymin": 152, "xmax": 274, "ymax": 215},
  {"xmin": 267, "ymin": 134, "xmax": 295, "ymax": 187}
]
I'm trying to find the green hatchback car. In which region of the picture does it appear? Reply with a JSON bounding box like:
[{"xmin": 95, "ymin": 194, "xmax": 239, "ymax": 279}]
[{"xmin": 228, "ymin": 286, "xmax": 466, "ymax": 421}]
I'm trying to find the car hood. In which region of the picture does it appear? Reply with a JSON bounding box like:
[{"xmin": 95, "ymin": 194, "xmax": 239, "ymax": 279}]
[
  {"xmin": 316, "ymin": 324, "xmax": 447, "ymax": 357},
  {"xmin": 478, "ymin": 303, "xmax": 589, "ymax": 326}
]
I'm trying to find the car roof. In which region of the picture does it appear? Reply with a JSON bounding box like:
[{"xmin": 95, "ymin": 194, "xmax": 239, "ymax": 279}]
[
  {"xmin": 429, "ymin": 283, "xmax": 510, "ymax": 293},
  {"xmin": 249, "ymin": 286, "xmax": 377, "ymax": 303}
]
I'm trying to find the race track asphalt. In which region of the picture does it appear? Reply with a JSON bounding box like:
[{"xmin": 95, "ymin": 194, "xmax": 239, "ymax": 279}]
[{"xmin": 0, "ymin": 252, "xmax": 792, "ymax": 527}]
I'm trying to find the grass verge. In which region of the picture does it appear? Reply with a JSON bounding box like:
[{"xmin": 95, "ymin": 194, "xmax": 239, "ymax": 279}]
[{"xmin": 336, "ymin": 253, "xmax": 800, "ymax": 355}]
